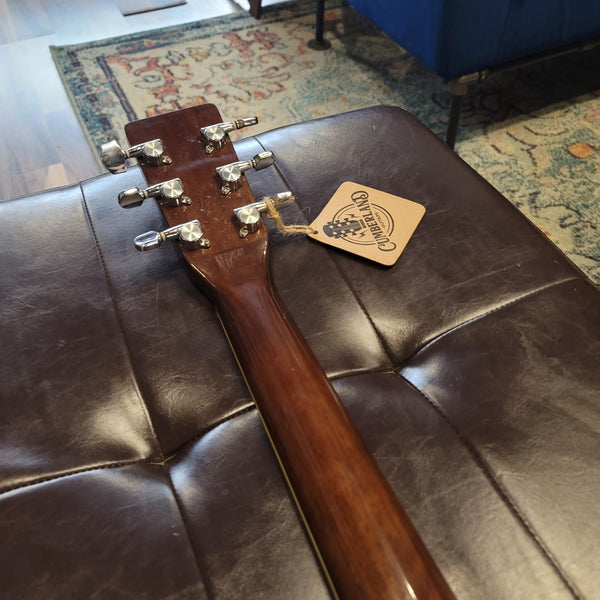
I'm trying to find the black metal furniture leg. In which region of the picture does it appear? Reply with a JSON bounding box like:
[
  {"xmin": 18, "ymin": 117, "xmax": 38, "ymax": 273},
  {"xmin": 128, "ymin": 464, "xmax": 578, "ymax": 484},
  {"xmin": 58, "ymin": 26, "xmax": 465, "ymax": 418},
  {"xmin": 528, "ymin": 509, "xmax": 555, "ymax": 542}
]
[
  {"xmin": 308, "ymin": 0, "xmax": 331, "ymax": 50},
  {"xmin": 249, "ymin": 0, "xmax": 262, "ymax": 18},
  {"xmin": 445, "ymin": 73, "xmax": 480, "ymax": 149},
  {"xmin": 445, "ymin": 93, "xmax": 464, "ymax": 150}
]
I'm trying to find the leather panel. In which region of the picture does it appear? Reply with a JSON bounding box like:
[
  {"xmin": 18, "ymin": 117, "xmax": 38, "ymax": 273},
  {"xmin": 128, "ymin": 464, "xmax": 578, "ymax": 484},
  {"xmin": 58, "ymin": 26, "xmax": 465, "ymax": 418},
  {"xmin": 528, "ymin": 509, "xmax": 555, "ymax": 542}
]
[
  {"xmin": 169, "ymin": 409, "xmax": 331, "ymax": 600},
  {"xmin": 0, "ymin": 188, "xmax": 159, "ymax": 489},
  {"xmin": 335, "ymin": 373, "xmax": 574, "ymax": 599},
  {"xmin": 401, "ymin": 279, "xmax": 600, "ymax": 598},
  {"xmin": 0, "ymin": 464, "xmax": 207, "ymax": 599}
]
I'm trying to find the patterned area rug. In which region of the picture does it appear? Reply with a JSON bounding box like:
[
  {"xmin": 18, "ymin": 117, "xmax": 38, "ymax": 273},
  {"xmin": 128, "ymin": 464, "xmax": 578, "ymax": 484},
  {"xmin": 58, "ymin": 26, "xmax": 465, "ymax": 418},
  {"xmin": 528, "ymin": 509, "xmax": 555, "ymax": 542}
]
[{"xmin": 51, "ymin": 0, "xmax": 600, "ymax": 284}]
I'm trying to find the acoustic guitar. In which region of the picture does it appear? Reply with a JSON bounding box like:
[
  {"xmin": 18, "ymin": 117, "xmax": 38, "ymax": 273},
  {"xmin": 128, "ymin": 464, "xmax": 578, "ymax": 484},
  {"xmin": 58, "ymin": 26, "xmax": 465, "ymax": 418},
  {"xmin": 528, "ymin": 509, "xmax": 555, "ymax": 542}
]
[{"xmin": 101, "ymin": 103, "xmax": 456, "ymax": 600}]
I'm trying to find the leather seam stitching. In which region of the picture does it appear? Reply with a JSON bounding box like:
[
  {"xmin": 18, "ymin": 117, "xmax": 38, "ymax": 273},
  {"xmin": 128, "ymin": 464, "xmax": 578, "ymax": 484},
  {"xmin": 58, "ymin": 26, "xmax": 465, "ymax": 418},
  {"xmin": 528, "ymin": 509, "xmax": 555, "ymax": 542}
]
[
  {"xmin": 163, "ymin": 466, "xmax": 217, "ymax": 599},
  {"xmin": 0, "ymin": 404, "xmax": 257, "ymax": 496},
  {"xmin": 398, "ymin": 365, "xmax": 581, "ymax": 598},
  {"xmin": 0, "ymin": 458, "xmax": 146, "ymax": 496},
  {"xmin": 407, "ymin": 276, "xmax": 582, "ymax": 360},
  {"xmin": 79, "ymin": 185, "xmax": 165, "ymax": 458},
  {"xmin": 325, "ymin": 254, "xmax": 398, "ymax": 367},
  {"xmin": 159, "ymin": 403, "xmax": 257, "ymax": 464}
]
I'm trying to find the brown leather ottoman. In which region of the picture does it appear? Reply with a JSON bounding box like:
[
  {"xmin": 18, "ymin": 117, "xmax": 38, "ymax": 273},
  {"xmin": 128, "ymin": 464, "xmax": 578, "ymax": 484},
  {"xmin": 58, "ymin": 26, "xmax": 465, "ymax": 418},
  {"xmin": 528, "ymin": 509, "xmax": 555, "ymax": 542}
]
[{"xmin": 1, "ymin": 106, "xmax": 599, "ymax": 599}]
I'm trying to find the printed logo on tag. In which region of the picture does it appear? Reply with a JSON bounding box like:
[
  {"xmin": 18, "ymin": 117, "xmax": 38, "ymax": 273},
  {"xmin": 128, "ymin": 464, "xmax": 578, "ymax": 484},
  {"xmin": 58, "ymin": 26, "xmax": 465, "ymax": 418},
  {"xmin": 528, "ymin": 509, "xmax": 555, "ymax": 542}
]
[{"xmin": 308, "ymin": 182, "xmax": 425, "ymax": 266}]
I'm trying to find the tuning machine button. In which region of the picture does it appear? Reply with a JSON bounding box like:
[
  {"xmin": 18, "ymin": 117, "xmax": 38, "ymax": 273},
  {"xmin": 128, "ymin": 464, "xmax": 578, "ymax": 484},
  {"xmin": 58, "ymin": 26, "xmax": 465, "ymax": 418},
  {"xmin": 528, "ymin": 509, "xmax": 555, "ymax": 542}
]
[
  {"xmin": 200, "ymin": 117, "xmax": 259, "ymax": 154},
  {"xmin": 233, "ymin": 192, "xmax": 294, "ymax": 237},
  {"xmin": 101, "ymin": 139, "xmax": 171, "ymax": 174},
  {"xmin": 134, "ymin": 220, "xmax": 210, "ymax": 252},
  {"xmin": 118, "ymin": 178, "xmax": 191, "ymax": 208},
  {"xmin": 216, "ymin": 151, "xmax": 275, "ymax": 195}
]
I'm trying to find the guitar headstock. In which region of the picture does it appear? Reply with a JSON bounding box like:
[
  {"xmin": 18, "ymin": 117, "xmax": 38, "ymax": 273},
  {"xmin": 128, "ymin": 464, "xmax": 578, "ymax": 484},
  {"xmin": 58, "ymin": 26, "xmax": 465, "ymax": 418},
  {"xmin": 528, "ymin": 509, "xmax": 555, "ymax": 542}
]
[{"xmin": 101, "ymin": 104, "xmax": 289, "ymax": 295}]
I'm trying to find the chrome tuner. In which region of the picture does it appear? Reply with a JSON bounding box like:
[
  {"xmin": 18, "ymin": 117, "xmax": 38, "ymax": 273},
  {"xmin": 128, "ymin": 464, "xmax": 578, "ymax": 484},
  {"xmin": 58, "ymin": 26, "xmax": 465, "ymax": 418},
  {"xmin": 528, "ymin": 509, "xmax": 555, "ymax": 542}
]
[
  {"xmin": 101, "ymin": 139, "xmax": 171, "ymax": 174},
  {"xmin": 200, "ymin": 117, "xmax": 258, "ymax": 154},
  {"xmin": 233, "ymin": 192, "xmax": 294, "ymax": 237},
  {"xmin": 118, "ymin": 178, "xmax": 190, "ymax": 208},
  {"xmin": 216, "ymin": 151, "xmax": 275, "ymax": 195},
  {"xmin": 134, "ymin": 220, "xmax": 210, "ymax": 252}
]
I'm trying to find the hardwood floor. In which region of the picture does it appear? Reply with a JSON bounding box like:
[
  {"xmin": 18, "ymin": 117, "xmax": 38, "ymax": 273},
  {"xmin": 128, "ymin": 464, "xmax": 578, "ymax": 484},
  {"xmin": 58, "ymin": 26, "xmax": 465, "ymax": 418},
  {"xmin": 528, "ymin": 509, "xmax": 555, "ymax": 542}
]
[{"xmin": 0, "ymin": 0, "xmax": 279, "ymax": 201}]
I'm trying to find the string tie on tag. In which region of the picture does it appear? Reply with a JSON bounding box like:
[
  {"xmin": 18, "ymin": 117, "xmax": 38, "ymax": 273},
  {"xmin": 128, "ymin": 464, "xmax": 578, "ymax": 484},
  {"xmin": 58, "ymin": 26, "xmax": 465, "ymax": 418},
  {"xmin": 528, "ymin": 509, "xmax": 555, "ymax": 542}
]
[{"xmin": 263, "ymin": 196, "xmax": 317, "ymax": 235}]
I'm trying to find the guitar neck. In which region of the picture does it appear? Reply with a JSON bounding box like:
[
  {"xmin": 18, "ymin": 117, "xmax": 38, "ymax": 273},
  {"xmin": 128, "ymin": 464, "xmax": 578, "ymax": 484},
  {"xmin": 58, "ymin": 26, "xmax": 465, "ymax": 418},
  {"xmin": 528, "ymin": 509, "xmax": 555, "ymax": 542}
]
[
  {"xmin": 121, "ymin": 103, "xmax": 455, "ymax": 600},
  {"xmin": 209, "ymin": 259, "xmax": 453, "ymax": 600}
]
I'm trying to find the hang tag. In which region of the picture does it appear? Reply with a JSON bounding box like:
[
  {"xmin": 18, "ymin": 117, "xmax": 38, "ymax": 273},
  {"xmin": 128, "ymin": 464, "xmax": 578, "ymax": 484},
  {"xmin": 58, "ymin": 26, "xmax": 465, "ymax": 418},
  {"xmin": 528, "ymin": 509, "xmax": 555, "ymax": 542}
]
[{"xmin": 308, "ymin": 182, "xmax": 425, "ymax": 266}]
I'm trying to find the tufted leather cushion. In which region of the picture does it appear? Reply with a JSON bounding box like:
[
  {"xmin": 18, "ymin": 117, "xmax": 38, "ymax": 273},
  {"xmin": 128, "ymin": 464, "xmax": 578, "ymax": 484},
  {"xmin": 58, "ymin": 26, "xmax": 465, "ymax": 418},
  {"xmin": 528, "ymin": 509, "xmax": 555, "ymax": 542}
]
[{"xmin": 1, "ymin": 106, "xmax": 599, "ymax": 599}]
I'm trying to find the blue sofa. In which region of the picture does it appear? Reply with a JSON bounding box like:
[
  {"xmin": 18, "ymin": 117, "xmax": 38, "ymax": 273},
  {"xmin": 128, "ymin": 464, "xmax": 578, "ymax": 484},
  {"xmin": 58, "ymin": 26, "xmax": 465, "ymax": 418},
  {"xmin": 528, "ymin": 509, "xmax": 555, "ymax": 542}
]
[{"xmin": 344, "ymin": 0, "xmax": 600, "ymax": 147}]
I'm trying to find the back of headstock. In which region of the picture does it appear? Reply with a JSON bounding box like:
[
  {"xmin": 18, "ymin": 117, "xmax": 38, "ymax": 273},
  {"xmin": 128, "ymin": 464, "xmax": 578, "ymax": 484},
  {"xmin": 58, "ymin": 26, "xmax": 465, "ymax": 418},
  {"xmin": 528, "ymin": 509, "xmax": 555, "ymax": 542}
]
[{"xmin": 103, "ymin": 103, "xmax": 282, "ymax": 298}]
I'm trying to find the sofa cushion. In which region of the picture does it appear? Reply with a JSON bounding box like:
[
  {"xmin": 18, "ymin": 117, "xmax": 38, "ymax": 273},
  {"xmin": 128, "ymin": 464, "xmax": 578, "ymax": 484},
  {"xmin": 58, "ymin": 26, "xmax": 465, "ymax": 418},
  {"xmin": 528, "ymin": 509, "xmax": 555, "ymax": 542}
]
[{"xmin": 1, "ymin": 106, "xmax": 599, "ymax": 599}]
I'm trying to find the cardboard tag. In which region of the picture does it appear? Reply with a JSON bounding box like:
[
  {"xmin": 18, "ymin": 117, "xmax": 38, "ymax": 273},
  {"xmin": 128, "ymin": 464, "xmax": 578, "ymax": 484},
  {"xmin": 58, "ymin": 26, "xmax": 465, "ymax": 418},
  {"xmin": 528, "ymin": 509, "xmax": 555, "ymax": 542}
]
[{"xmin": 308, "ymin": 182, "xmax": 425, "ymax": 266}]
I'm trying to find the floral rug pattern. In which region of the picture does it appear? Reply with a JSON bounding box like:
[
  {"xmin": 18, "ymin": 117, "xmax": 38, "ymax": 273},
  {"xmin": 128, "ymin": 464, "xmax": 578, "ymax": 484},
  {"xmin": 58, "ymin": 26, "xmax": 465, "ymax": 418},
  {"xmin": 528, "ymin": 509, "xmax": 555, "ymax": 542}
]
[{"xmin": 51, "ymin": 0, "xmax": 600, "ymax": 283}]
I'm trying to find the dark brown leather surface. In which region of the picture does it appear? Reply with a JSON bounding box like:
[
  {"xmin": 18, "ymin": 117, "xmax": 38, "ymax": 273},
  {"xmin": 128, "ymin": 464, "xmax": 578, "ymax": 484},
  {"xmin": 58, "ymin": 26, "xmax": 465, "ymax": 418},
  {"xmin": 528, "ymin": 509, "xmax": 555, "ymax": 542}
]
[{"xmin": 1, "ymin": 106, "xmax": 599, "ymax": 599}]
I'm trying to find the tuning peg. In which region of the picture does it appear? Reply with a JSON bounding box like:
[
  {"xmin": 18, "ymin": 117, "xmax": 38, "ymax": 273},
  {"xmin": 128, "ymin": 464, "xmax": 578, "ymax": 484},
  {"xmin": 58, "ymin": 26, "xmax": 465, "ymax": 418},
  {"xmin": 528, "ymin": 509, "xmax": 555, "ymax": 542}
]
[
  {"xmin": 233, "ymin": 192, "xmax": 294, "ymax": 236},
  {"xmin": 134, "ymin": 220, "xmax": 210, "ymax": 252},
  {"xmin": 118, "ymin": 178, "xmax": 190, "ymax": 209},
  {"xmin": 101, "ymin": 139, "xmax": 171, "ymax": 174},
  {"xmin": 200, "ymin": 117, "xmax": 259, "ymax": 154},
  {"xmin": 216, "ymin": 151, "xmax": 275, "ymax": 195}
]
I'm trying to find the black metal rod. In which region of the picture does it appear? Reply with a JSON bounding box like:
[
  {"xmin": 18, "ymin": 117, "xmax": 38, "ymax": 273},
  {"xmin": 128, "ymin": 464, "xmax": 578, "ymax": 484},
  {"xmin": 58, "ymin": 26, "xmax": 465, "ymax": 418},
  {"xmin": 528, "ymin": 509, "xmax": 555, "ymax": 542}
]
[
  {"xmin": 315, "ymin": 0, "xmax": 325, "ymax": 43},
  {"xmin": 249, "ymin": 0, "xmax": 262, "ymax": 18},
  {"xmin": 308, "ymin": 0, "xmax": 331, "ymax": 50},
  {"xmin": 445, "ymin": 93, "xmax": 464, "ymax": 150}
]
